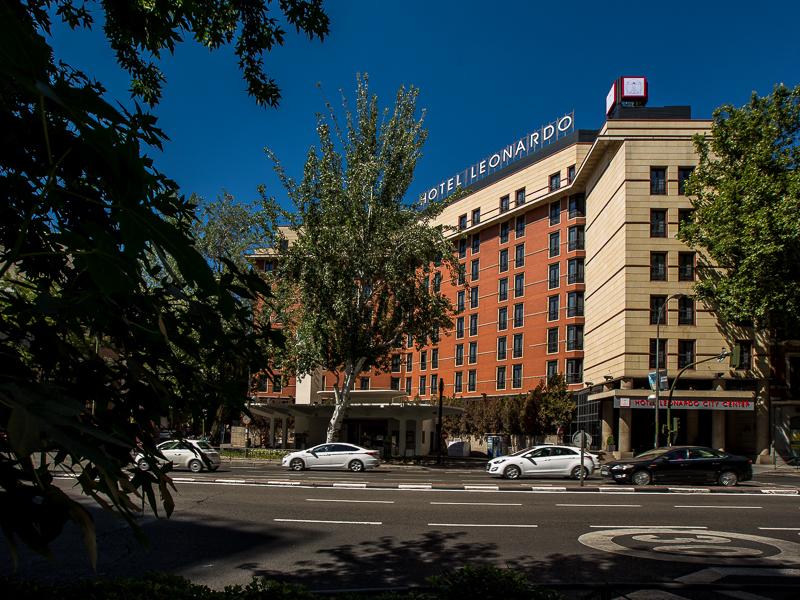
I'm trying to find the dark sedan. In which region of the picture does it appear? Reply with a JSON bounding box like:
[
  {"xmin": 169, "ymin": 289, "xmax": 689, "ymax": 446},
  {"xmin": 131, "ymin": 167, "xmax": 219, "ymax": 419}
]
[{"xmin": 601, "ymin": 446, "xmax": 752, "ymax": 486}]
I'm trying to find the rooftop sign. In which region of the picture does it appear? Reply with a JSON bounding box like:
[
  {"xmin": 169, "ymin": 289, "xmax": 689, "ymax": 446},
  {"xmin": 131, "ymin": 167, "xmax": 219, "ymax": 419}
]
[{"xmin": 419, "ymin": 112, "xmax": 575, "ymax": 204}]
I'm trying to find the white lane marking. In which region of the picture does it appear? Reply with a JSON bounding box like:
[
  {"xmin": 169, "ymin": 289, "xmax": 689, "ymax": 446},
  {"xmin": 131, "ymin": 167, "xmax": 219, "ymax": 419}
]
[
  {"xmin": 530, "ymin": 486, "xmax": 566, "ymax": 492},
  {"xmin": 333, "ymin": 483, "xmax": 367, "ymax": 488},
  {"xmin": 399, "ymin": 484, "xmax": 432, "ymax": 489},
  {"xmin": 215, "ymin": 479, "xmax": 246, "ymax": 483},
  {"xmin": 464, "ymin": 485, "xmax": 499, "ymax": 491},
  {"xmin": 430, "ymin": 502, "xmax": 522, "ymax": 506},
  {"xmin": 172, "ymin": 477, "xmax": 196, "ymax": 482},
  {"xmin": 668, "ymin": 487, "xmax": 710, "ymax": 493},
  {"xmin": 599, "ymin": 486, "xmax": 635, "ymax": 492},
  {"xmin": 759, "ymin": 527, "xmax": 800, "ymax": 531},
  {"xmin": 429, "ymin": 523, "xmax": 538, "ymax": 528},
  {"xmin": 274, "ymin": 518, "xmax": 381, "ymax": 525},
  {"xmin": 267, "ymin": 480, "xmax": 301, "ymax": 485},
  {"xmin": 306, "ymin": 498, "xmax": 394, "ymax": 504},
  {"xmin": 590, "ymin": 525, "xmax": 708, "ymax": 529},
  {"xmin": 761, "ymin": 489, "xmax": 799, "ymax": 495},
  {"xmin": 557, "ymin": 504, "xmax": 641, "ymax": 507},
  {"xmin": 674, "ymin": 505, "xmax": 762, "ymax": 509}
]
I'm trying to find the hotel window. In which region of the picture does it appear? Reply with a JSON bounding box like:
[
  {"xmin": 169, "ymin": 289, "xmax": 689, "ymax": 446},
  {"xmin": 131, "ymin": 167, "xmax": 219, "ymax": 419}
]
[
  {"xmin": 515, "ymin": 188, "xmax": 526, "ymax": 207},
  {"xmin": 391, "ymin": 354, "xmax": 401, "ymax": 372},
  {"xmin": 732, "ymin": 340, "xmax": 753, "ymax": 370},
  {"xmin": 547, "ymin": 360, "xmax": 558, "ymax": 381},
  {"xmin": 420, "ymin": 350, "xmax": 427, "ymax": 370},
  {"xmin": 650, "ymin": 167, "xmax": 667, "ymax": 195},
  {"xmin": 433, "ymin": 271, "xmax": 441, "ymax": 292},
  {"xmin": 471, "ymin": 259, "xmax": 480, "ymax": 281},
  {"xmin": 567, "ymin": 225, "xmax": 584, "ymax": 251},
  {"xmin": 457, "ymin": 290, "xmax": 465, "ymax": 312},
  {"xmin": 650, "ymin": 295, "xmax": 667, "ymax": 325},
  {"xmin": 515, "ymin": 243, "xmax": 525, "ymax": 267},
  {"xmin": 566, "ymin": 359, "xmax": 583, "ymax": 384},
  {"xmin": 454, "ymin": 372, "xmax": 463, "ymax": 393},
  {"xmin": 456, "ymin": 316, "xmax": 465, "ymax": 338},
  {"xmin": 500, "ymin": 221, "xmax": 510, "ymax": 243},
  {"xmin": 262, "ymin": 261, "xmax": 274, "ymax": 273},
  {"xmin": 548, "ymin": 295, "xmax": 559, "ymax": 321},
  {"xmin": 513, "ymin": 303, "xmax": 524, "ymax": 327},
  {"xmin": 678, "ymin": 208, "xmax": 694, "ymax": 233},
  {"xmin": 678, "ymin": 340, "xmax": 695, "ymax": 369},
  {"xmin": 678, "ymin": 166, "xmax": 695, "ymax": 195},
  {"xmin": 549, "ymin": 231, "xmax": 560, "ymax": 257},
  {"xmin": 432, "ymin": 348, "xmax": 439, "ymax": 369},
  {"xmin": 499, "ymin": 249, "xmax": 509, "ymax": 272},
  {"xmin": 455, "ymin": 344, "xmax": 464, "ymax": 366},
  {"xmin": 567, "ymin": 164, "xmax": 576, "ymax": 184},
  {"xmin": 678, "ymin": 296, "xmax": 695, "ymax": 325},
  {"xmin": 567, "ymin": 324, "xmax": 583, "ymax": 351},
  {"xmin": 422, "ymin": 275, "xmax": 429, "ymax": 291},
  {"xmin": 272, "ymin": 377, "xmax": 282, "ymax": 393},
  {"xmin": 512, "ymin": 272, "xmax": 525, "ymax": 298},
  {"xmin": 568, "ymin": 194, "xmax": 585, "ymax": 218},
  {"xmin": 458, "ymin": 237, "xmax": 467, "ymax": 259},
  {"xmin": 499, "ymin": 278, "xmax": 508, "ymax": 301},
  {"xmin": 568, "ymin": 258, "xmax": 584, "ymax": 284},
  {"xmin": 467, "ymin": 369, "xmax": 476, "ymax": 392},
  {"xmin": 431, "ymin": 326, "xmax": 440, "ymax": 344},
  {"xmin": 679, "ymin": 252, "xmax": 695, "ymax": 281},
  {"xmin": 547, "ymin": 327, "xmax": 558, "ymax": 353},
  {"xmin": 471, "ymin": 232, "xmax": 480, "ymax": 253},
  {"xmin": 499, "ymin": 195, "xmax": 510, "ymax": 214},
  {"xmin": 515, "ymin": 215, "xmax": 526, "ymax": 238},
  {"xmin": 549, "ymin": 263, "xmax": 560, "ymax": 289},
  {"xmin": 497, "ymin": 336, "xmax": 507, "ymax": 360},
  {"xmin": 549, "ymin": 172, "xmax": 561, "ymax": 192},
  {"xmin": 468, "ymin": 341, "xmax": 477, "ymax": 364},
  {"xmin": 496, "ymin": 366, "xmax": 506, "ymax": 390},
  {"xmin": 407, "ymin": 334, "xmax": 414, "ymax": 348},
  {"xmin": 549, "ymin": 201, "xmax": 561, "ymax": 225},
  {"xmin": 469, "ymin": 313, "xmax": 478, "ymax": 336},
  {"xmin": 390, "ymin": 377, "xmax": 400, "ymax": 391},
  {"xmin": 430, "ymin": 374, "xmax": 438, "ymax": 395},
  {"xmin": 419, "ymin": 375, "xmax": 426, "ymax": 395},
  {"xmin": 650, "ymin": 252, "xmax": 667, "ymax": 281},
  {"xmin": 470, "ymin": 286, "xmax": 479, "ymax": 308},
  {"xmin": 406, "ymin": 352, "xmax": 413, "ymax": 371},
  {"xmin": 567, "ymin": 291, "xmax": 584, "ymax": 317},
  {"xmin": 471, "ymin": 208, "xmax": 481, "ymax": 226},
  {"xmin": 513, "ymin": 333, "xmax": 523, "ymax": 358},
  {"xmin": 650, "ymin": 209, "xmax": 667, "ymax": 237},
  {"xmin": 457, "ymin": 263, "xmax": 466, "ymax": 285},
  {"xmin": 405, "ymin": 377, "xmax": 412, "ymax": 394},
  {"xmin": 512, "ymin": 364, "xmax": 523, "ymax": 388},
  {"xmin": 458, "ymin": 214, "xmax": 467, "ymax": 230},
  {"xmin": 649, "ymin": 338, "xmax": 667, "ymax": 369},
  {"xmin": 359, "ymin": 377, "xmax": 370, "ymax": 390},
  {"xmin": 498, "ymin": 307, "xmax": 508, "ymax": 330}
]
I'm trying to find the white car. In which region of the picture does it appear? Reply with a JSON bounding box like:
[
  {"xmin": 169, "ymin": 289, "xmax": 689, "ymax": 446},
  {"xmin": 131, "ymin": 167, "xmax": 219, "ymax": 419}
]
[
  {"xmin": 486, "ymin": 445, "xmax": 598, "ymax": 480},
  {"xmin": 282, "ymin": 443, "xmax": 381, "ymax": 472},
  {"xmin": 136, "ymin": 439, "xmax": 221, "ymax": 473}
]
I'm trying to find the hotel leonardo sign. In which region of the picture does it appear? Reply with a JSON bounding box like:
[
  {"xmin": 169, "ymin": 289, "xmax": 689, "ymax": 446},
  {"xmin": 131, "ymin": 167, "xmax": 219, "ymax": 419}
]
[
  {"xmin": 419, "ymin": 112, "xmax": 575, "ymax": 203},
  {"xmin": 613, "ymin": 397, "xmax": 755, "ymax": 411}
]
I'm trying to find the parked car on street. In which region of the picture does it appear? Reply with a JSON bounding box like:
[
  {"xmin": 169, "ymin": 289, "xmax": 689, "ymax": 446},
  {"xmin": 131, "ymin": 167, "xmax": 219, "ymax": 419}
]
[
  {"xmin": 486, "ymin": 445, "xmax": 599, "ymax": 480},
  {"xmin": 136, "ymin": 439, "xmax": 221, "ymax": 473},
  {"xmin": 282, "ymin": 443, "xmax": 381, "ymax": 472},
  {"xmin": 601, "ymin": 446, "xmax": 752, "ymax": 486}
]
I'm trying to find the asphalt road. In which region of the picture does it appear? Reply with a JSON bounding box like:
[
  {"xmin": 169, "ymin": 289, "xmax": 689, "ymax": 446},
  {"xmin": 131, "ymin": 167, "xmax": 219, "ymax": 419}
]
[{"xmin": 3, "ymin": 469, "xmax": 799, "ymax": 598}]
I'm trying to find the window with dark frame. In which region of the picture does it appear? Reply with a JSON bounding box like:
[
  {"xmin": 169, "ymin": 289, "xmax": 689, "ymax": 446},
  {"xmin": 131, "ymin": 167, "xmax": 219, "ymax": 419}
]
[
  {"xmin": 458, "ymin": 238, "xmax": 467, "ymax": 259},
  {"xmin": 499, "ymin": 278, "xmax": 508, "ymax": 301},
  {"xmin": 420, "ymin": 351, "xmax": 427, "ymax": 370},
  {"xmin": 514, "ymin": 273, "xmax": 524, "ymax": 297},
  {"xmin": 458, "ymin": 214, "xmax": 467, "ymax": 230},
  {"xmin": 547, "ymin": 360, "xmax": 558, "ymax": 381},
  {"xmin": 457, "ymin": 290, "xmax": 465, "ymax": 312},
  {"xmin": 467, "ymin": 370, "xmax": 476, "ymax": 392},
  {"xmin": 678, "ymin": 166, "xmax": 694, "ymax": 195},
  {"xmin": 650, "ymin": 209, "xmax": 667, "ymax": 237},
  {"xmin": 549, "ymin": 172, "xmax": 561, "ymax": 192},
  {"xmin": 567, "ymin": 324, "xmax": 583, "ymax": 351},
  {"xmin": 567, "ymin": 291, "xmax": 584, "ymax": 317},
  {"xmin": 496, "ymin": 366, "xmax": 506, "ymax": 389},
  {"xmin": 515, "ymin": 243, "xmax": 525, "ymax": 267},
  {"xmin": 678, "ymin": 339, "xmax": 695, "ymax": 369},
  {"xmin": 649, "ymin": 338, "xmax": 667, "ymax": 369},
  {"xmin": 513, "ymin": 303, "xmax": 524, "ymax": 327},
  {"xmin": 433, "ymin": 271, "xmax": 441, "ymax": 292},
  {"xmin": 549, "ymin": 201, "xmax": 560, "ymax": 225},
  {"xmin": 678, "ymin": 296, "xmax": 695, "ymax": 325},
  {"xmin": 272, "ymin": 377, "xmax": 282, "ymax": 393},
  {"xmin": 500, "ymin": 221, "xmax": 510, "ymax": 243},
  {"xmin": 548, "ymin": 295, "xmax": 559, "ymax": 321},
  {"xmin": 549, "ymin": 263, "xmax": 560, "ymax": 289},
  {"xmin": 650, "ymin": 295, "xmax": 667, "ymax": 325},
  {"xmin": 650, "ymin": 252, "xmax": 667, "ymax": 281},
  {"xmin": 498, "ymin": 306, "xmax": 508, "ymax": 330},
  {"xmin": 471, "ymin": 258, "xmax": 480, "ymax": 280},
  {"xmin": 678, "ymin": 208, "xmax": 694, "ymax": 233},
  {"xmin": 679, "ymin": 252, "xmax": 695, "ymax": 281},
  {"xmin": 499, "ymin": 195, "xmax": 510, "ymax": 213},
  {"xmin": 733, "ymin": 340, "xmax": 753, "ymax": 370},
  {"xmin": 567, "ymin": 164, "xmax": 576, "ymax": 184},
  {"xmin": 549, "ymin": 231, "xmax": 560, "ymax": 257},
  {"xmin": 499, "ymin": 248, "xmax": 509, "ymax": 272},
  {"xmin": 454, "ymin": 372, "xmax": 463, "ymax": 393},
  {"xmin": 515, "ymin": 188, "xmax": 526, "ymax": 207},
  {"xmin": 360, "ymin": 377, "xmax": 370, "ymax": 390},
  {"xmin": 566, "ymin": 359, "xmax": 583, "ymax": 384},
  {"xmin": 455, "ymin": 344, "xmax": 464, "ymax": 366},
  {"xmin": 432, "ymin": 348, "xmax": 439, "ymax": 369},
  {"xmin": 419, "ymin": 375, "xmax": 426, "ymax": 395},
  {"xmin": 469, "ymin": 313, "xmax": 478, "ymax": 336},
  {"xmin": 406, "ymin": 352, "xmax": 412, "ymax": 371},
  {"xmin": 458, "ymin": 263, "xmax": 466, "ymax": 285},
  {"xmin": 470, "ymin": 286, "xmax": 479, "ymax": 308},
  {"xmin": 405, "ymin": 377, "xmax": 412, "ymax": 394},
  {"xmin": 430, "ymin": 374, "xmax": 438, "ymax": 395},
  {"xmin": 568, "ymin": 258, "xmax": 584, "ymax": 284},
  {"xmin": 547, "ymin": 327, "xmax": 558, "ymax": 353},
  {"xmin": 471, "ymin": 232, "xmax": 480, "ymax": 253},
  {"xmin": 471, "ymin": 208, "xmax": 481, "ymax": 226},
  {"xmin": 568, "ymin": 194, "xmax": 585, "ymax": 218},
  {"xmin": 391, "ymin": 377, "xmax": 400, "ymax": 391},
  {"xmin": 513, "ymin": 333, "xmax": 523, "ymax": 358},
  {"xmin": 515, "ymin": 215, "xmax": 526, "ymax": 237},
  {"xmin": 456, "ymin": 316, "xmax": 464, "ymax": 338},
  {"xmin": 650, "ymin": 167, "xmax": 667, "ymax": 195},
  {"xmin": 497, "ymin": 336, "xmax": 507, "ymax": 360},
  {"xmin": 568, "ymin": 225, "xmax": 585, "ymax": 251},
  {"xmin": 391, "ymin": 354, "xmax": 401, "ymax": 372},
  {"xmin": 512, "ymin": 364, "xmax": 523, "ymax": 388}
]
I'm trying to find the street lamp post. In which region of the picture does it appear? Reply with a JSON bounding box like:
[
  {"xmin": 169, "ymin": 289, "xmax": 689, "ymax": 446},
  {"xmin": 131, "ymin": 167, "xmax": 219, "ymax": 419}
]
[
  {"xmin": 654, "ymin": 293, "xmax": 684, "ymax": 448},
  {"xmin": 436, "ymin": 378, "xmax": 445, "ymax": 464},
  {"xmin": 664, "ymin": 348, "xmax": 731, "ymax": 446}
]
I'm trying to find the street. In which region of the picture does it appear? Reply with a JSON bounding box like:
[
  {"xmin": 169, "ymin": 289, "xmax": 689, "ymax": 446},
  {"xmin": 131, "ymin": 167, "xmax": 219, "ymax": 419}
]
[{"xmin": 2, "ymin": 463, "xmax": 799, "ymax": 598}]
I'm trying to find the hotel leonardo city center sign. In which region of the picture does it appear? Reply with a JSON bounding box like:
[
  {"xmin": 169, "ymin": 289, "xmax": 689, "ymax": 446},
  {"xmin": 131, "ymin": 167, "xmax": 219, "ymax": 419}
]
[
  {"xmin": 419, "ymin": 113, "xmax": 575, "ymax": 203},
  {"xmin": 614, "ymin": 397, "xmax": 755, "ymax": 411}
]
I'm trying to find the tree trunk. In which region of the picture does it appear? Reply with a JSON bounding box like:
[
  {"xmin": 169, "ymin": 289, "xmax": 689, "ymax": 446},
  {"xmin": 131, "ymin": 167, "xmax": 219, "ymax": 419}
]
[{"xmin": 326, "ymin": 357, "xmax": 366, "ymax": 442}]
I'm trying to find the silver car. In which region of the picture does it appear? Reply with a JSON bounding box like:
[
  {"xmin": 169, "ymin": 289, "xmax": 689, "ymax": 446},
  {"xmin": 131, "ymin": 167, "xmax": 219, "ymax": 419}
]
[
  {"xmin": 282, "ymin": 443, "xmax": 381, "ymax": 472},
  {"xmin": 486, "ymin": 444, "xmax": 599, "ymax": 480},
  {"xmin": 136, "ymin": 439, "xmax": 221, "ymax": 473}
]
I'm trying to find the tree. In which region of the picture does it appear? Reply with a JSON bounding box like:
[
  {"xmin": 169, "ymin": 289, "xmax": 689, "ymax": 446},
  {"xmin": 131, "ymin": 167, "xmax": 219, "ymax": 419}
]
[
  {"xmin": 539, "ymin": 375, "xmax": 574, "ymax": 433},
  {"xmin": 268, "ymin": 75, "xmax": 460, "ymax": 442},
  {"xmin": 679, "ymin": 84, "xmax": 800, "ymax": 338},
  {"xmin": 0, "ymin": 0, "xmax": 326, "ymax": 566}
]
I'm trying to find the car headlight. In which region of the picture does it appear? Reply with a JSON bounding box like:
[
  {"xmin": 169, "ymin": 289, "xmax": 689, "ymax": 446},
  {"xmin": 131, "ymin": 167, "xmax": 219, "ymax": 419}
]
[
  {"xmin": 492, "ymin": 458, "xmax": 507, "ymax": 465},
  {"xmin": 611, "ymin": 464, "xmax": 634, "ymax": 471}
]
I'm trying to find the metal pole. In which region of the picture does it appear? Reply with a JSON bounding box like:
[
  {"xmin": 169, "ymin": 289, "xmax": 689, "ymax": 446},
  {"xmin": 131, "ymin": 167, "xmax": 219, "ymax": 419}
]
[
  {"xmin": 579, "ymin": 431, "xmax": 585, "ymax": 487},
  {"xmin": 437, "ymin": 378, "xmax": 445, "ymax": 464},
  {"xmin": 654, "ymin": 293, "xmax": 683, "ymax": 449}
]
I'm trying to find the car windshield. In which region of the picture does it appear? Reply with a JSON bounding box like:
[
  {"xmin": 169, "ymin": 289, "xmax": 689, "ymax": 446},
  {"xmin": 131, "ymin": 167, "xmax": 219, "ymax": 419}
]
[
  {"xmin": 194, "ymin": 441, "xmax": 214, "ymax": 450},
  {"xmin": 634, "ymin": 448, "xmax": 669, "ymax": 460},
  {"xmin": 509, "ymin": 446, "xmax": 540, "ymax": 457}
]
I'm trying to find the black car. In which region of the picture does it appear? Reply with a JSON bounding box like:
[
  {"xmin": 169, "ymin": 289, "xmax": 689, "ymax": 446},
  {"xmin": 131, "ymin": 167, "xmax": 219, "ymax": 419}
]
[{"xmin": 601, "ymin": 446, "xmax": 752, "ymax": 487}]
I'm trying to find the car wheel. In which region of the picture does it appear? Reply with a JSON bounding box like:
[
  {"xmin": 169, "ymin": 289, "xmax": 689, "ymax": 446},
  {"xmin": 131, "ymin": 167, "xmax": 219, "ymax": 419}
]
[
  {"xmin": 290, "ymin": 458, "xmax": 305, "ymax": 471},
  {"xmin": 137, "ymin": 459, "xmax": 150, "ymax": 472},
  {"xmin": 348, "ymin": 459, "xmax": 365, "ymax": 473},
  {"xmin": 631, "ymin": 470, "xmax": 652, "ymax": 486},
  {"xmin": 571, "ymin": 465, "xmax": 589, "ymax": 480},
  {"xmin": 188, "ymin": 459, "xmax": 203, "ymax": 473},
  {"xmin": 503, "ymin": 465, "xmax": 521, "ymax": 480},
  {"xmin": 718, "ymin": 470, "xmax": 738, "ymax": 487}
]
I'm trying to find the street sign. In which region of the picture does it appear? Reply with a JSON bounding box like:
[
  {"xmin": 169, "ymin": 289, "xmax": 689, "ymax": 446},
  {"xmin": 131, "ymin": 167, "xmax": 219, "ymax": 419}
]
[{"xmin": 572, "ymin": 430, "xmax": 592, "ymax": 448}]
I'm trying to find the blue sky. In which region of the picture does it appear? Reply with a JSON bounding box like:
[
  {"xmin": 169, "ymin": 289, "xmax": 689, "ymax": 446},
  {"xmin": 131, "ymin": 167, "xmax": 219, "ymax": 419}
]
[{"xmin": 49, "ymin": 1, "xmax": 800, "ymax": 210}]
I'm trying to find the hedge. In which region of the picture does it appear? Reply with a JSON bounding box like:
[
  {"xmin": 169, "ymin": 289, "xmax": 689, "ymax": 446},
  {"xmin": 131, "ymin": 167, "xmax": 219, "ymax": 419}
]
[{"xmin": 221, "ymin": 448, "xmax": 291, "ymax": 460}]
